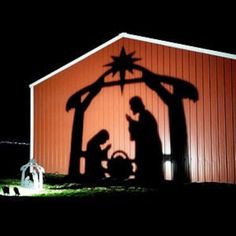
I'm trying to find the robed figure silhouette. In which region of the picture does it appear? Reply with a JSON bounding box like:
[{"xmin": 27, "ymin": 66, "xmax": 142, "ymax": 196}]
[
  {"xmin": 85, "ymin": 129, "xmax": 111, "ymax": 181},
  {"xmin": 126, "ymin": 96, "xmax": 164, "ymax": 185},
  {"xmin": 140, "ymin": 68, "xmax": 199, "ymax": 183}
]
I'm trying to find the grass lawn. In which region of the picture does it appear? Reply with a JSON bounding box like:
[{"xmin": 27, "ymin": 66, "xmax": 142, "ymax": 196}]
[{"xmin": 1, "ymin": 174, "xmax": 236, "ymax": 217}]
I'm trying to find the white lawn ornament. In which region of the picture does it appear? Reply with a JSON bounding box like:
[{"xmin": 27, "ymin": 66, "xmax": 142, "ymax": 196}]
[{"xmin": 20, "ymin": 159, "xmax": 45, "ymax": 190}]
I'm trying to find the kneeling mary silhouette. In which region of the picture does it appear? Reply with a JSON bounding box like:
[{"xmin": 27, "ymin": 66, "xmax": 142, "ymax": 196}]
[{"xmin": 85, "ymin": 129, "xmax": 111, "ymax": 181}]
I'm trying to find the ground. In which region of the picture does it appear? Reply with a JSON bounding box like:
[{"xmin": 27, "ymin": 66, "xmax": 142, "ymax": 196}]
[
  {"xmin": 1, "ymin": 175, "xmax": 236, "ymax": 229},
  {"xmin": 1, "ymin": 174, "xmax": 236, "ymax": 207}
]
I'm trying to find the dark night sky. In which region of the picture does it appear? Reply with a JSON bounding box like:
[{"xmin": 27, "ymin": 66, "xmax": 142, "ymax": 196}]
[{"xmin": 1, "ymin": 3, "xmax": 235, "ymax": 142}]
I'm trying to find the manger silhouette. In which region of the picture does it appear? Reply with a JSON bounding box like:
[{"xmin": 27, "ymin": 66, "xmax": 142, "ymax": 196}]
[{"xmin": 66, "ymin": 47, "xmax": 198, "ymax": 185}]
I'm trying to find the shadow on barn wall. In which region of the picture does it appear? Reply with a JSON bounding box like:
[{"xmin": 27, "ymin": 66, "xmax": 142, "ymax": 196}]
[{"xmin": 66, "ymin": 47, "xmax": 199, "ymax": 185}]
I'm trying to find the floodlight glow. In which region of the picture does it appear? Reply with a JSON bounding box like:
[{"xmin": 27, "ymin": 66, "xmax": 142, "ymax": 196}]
[
  {"xmin": 0, "ymin": 186, "xmax": 43, "ymax": 197},
  {"xmin": 164, "ymin": 160, "xmax": 173, "ymax": 180}
]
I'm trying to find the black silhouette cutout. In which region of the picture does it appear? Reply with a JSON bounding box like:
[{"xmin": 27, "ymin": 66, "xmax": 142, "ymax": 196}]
[
  {"xmin": 126, "ymin": 96, "xmax": 164, "ymax": 185},
  {"xmin": 140, "ymin": 68, "xmax": 199, "ymax": 183},
  {"xmin": 66, "ymin": 77, "xmax": 105, "ymax": 176},
  {"xmin": 13, "ymin": 187, "xmax": 20, "ymax": 196},
  {"xmin": 107, "ymin": 150, "xmax": 134, "ymax": 180},
  {"xmin": 85, "ymin": 129, "xmax": 111, "ymax": 181},
  {"xmin": 2, "ymin": 186, "xmax": 9, "ymax": 195},
  {"xmin": 105, "ymin": 46, "xmax": 140, "ymax": 92}
]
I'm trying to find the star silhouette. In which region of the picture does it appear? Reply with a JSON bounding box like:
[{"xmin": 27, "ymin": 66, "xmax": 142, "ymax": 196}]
[{"xmin": 105, "ymin": 46, "xmax": 140, "ymax": 92}]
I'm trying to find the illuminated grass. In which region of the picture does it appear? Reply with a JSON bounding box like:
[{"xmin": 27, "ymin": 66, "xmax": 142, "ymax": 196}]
[
  {"xmin": 34, "ymin": 185, "xmax": 149, "ymax": 197},
  {"xmin": 0, "ymin": 178, "xmax": 150, "ymax": 197},
  {"xmin": 1, "ymin": 177, "xmax": 236, "ymax": 200}
]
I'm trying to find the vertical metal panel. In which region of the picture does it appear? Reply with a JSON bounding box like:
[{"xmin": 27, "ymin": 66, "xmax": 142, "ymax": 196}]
[
  {"xmin": 217, "ymin": 57, "xmax": 227, "ymax": 182},
  {"xmin": 182, "ymin": 50, "xmax": 191, "ymax": 179},
  {"xmin": 232, "ymin": 60, "xmax": 236, "ymax": 183},
  {"xmin": 189, "ymin": 52, "xmax": 198, "ymax": 181},
  {"xmin": 202, "ymin": 55, "xmax": 212, "ymax": 181},
  {"xmin": 33, "ymin": 38, "xmax": 236, "ymax": 183},
  {"xmin": 156, "ymin": 45, "xmax": 166, "ymax": 157},
  {"xmin": 224, "ymin": 59, "xmax": 234, "ymax": 182},
  {"xmin": 196, "ymin": 53, "xmax": 205, "ymax": 181},
  {"xmin": 209, "ymin": 56, "xmax": 220, "ymax": 182},
  {"xmin": 163, "ymin": 46, "xmax": 171, "ymax": 155}
]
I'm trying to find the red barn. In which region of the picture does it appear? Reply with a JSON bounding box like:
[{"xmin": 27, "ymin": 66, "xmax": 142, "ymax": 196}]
[{"xmin": 29, "ymin": 33, "xmax": 236, "ymax": 183}]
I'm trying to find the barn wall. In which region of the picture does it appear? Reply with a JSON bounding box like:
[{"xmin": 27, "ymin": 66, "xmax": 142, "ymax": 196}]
[{"xmin": 33, "ymin": 38, "xmax": 236, "ymax": 183}]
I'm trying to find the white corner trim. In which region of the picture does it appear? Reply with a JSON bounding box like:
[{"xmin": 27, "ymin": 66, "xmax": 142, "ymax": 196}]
[
  {"xmin": 29, "ymin": 32, "xmax": 236, "ymax": 88},
  {"xmin": 30, "ymin": 86, "xmax": 34, "ymax": 160}
]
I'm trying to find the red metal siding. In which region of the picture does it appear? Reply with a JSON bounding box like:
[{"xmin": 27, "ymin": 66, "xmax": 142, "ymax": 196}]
[
  {"xmin": 233, "ymin": 60, "xmax": 236, "ymax": 182},
  {"xmin": 33, "ymin": 38, "xmax": 236, "ymax": 183},
  {"xmin": 225, "ymin": 59, "xmax": 234, "ymax": 182},
  {"xmin": 202, "ymin": 54, "xmax": 212, "ymax": 181}
]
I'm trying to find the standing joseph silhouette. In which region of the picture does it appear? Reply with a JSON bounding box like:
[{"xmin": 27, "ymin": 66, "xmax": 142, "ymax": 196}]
[
  {"xmin": 126, "ymin": 96, "xmax": 164, "ymax": 184},
  {"xmin": 142, "ymin": 69, "xmax": 198, "ymax": 183}
]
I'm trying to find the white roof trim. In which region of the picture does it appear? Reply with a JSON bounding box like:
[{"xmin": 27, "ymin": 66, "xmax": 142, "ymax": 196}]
[
  {"xmin": 122, "ymin": 33, "xmax": 236, "ymax": 60},
  {"xmin": 29, "ymin": 33, "xmax": 124, "ymax": 87},
  {"xmin": 30, "ymin": 32, "xmax": 236, "ymax": 87}
]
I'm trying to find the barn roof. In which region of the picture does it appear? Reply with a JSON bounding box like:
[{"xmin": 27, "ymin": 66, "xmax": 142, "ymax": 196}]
[{"xmin": 30, "ymin": 32, "xmax": 236, "ymax": 88}]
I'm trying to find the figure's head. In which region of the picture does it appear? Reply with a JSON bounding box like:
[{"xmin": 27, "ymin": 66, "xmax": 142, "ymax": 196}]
[
  {"xmin": 129, "ymin": 96, "xmax": 145, "ymax": 114},
  {"xmin": 97, "ymin": 129, "xmax": 109, "ymax": 144}
]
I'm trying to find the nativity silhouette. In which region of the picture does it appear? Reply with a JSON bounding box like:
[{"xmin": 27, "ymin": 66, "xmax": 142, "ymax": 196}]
[{"xmin": 66, "ymin": 47, "xmax": 198, "ymax": 185}]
